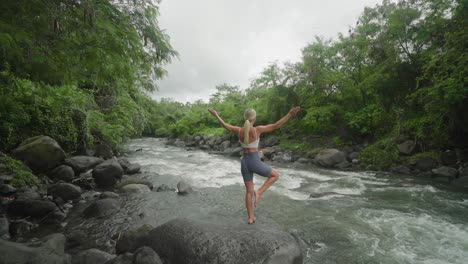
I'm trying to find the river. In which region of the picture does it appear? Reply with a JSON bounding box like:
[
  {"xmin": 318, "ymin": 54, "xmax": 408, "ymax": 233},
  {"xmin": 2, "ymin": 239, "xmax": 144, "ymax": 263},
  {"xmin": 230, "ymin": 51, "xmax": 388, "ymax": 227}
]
[{"xmin": 67, "ymin": 138, "xmax": 468, "ymax": 264}]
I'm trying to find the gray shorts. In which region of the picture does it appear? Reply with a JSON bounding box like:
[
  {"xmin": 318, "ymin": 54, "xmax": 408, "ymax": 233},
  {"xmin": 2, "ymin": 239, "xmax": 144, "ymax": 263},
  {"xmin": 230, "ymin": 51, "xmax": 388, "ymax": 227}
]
[{"xmin": 241, "ymin": 152, "xmax": 272, "ymax": 182}]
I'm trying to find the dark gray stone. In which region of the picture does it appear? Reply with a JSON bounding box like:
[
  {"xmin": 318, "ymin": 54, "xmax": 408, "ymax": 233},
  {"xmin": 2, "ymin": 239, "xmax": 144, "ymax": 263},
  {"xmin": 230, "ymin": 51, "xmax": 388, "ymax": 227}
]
[
  {"xmin": 432, "ymin": 166, "xmax": 459, "ymax": 179},
  {"xmin": 11, "ymin": 136, "xmax": 65, "ymax": 173},
  {"xmin": 94, "ymin": 143, "xmax": 114, "ymax": 160},
  {"xmin": 390, "ymin": 165, "xmax": 411, "ymax": 175},
  {"xmin": 142, "ymin": 213, "xmax": 303, "ymax": 264},
  {"xmin": 156, "ymin": 184, "xmax": 173, "ymax": 192},
  {"xmin": 126, "ymin": 163, "xmax": 141, "ymax": 175},
  {"xmin": 64, "ymin": 156, "xmax": 104, "ymax": 174},
  {"xmin": 0, "ymin": 184, "xmax": 16, "ymax": 196},
  {"xmin": 16, "ymin": 188, "xmax": 41, "ymax": 200},
  {"xmin": 100, "ymin": 191, "xmax": 120, "ymax": 199},
  {"xmin": 415, "ymin": 157, "xmax": 438, "ymax": 171},
  {"xmin": 118, "ymin": 177, "xmax": 153, "ymax": 190},
  {"xmin": 314, "ymin": 149, "xmax": 347, "ymax": 167},
  {"xmin": 133, "ymin": 246, "xmax": 162, "ymax": 264},
  {"xmin": 348, "ymin": 152, "xmax": 360, "ymax": 161},
  {"xmin": 121, "ymin": 184, "xmax": 151, "ymax": 194},
  {"xmin": 8, "ymin": 219, "xmax": 35, "ymax": 238},
  {"xmin": 440, "ymin": 150, "xmax": 458, "ymax": 166},
  {"xmin": 0, "ymin": 233, "xmax": 68, "ymax": 264},
  {"xmin": 83, "ymin": 198, "xmax": 120, "ymax": 218},
  {"xmin": 263, "ymin": 136, "xmax": 279, "ymax": 147},
  {"xmin": 0, "ymin": 217, "xmax": 9, "ymax": 239},
  {"xmin": 115, "ymin": 224, "xmax": 154, "ymax": 254},
  {"xmin": 452, "ymin": 177, "xmax": 468, "ymax": 189},
  {"xmin": 72, "ymin": 248, "xmax": 115, "ymax": 264},
  {"xmin": 7, "ymin": 199, "xmax": 56, "ymax": 218},
  {"xmin": 459, "ymin": 167, "xmax": 468, "ymax": 178},
  {"xmin": 273, "ymin": 152, "xmax": 292, "ymax": 163},
  {"xmin": 176, "ymin": 181, "xmax": 192, "ymax": 195},
  {"xmin": 49, "ymin": 165, "xmax": 75, "ymax": 182},
  {"xmin": 65, "ymin": 231, "xmax": 88, "ymax": 249},
  {"xmin": 72, "ymin": 171, "xmax": 95, "ymax": 190},
  {"xmin": 92, "ymin": 159, "xmax": 123, "ymax": 188},
  {"xmin": 335, "ymin": 161, "xmax": 351, "ymax": 169},
  {"xmin": 117, "ymin": 158, "xmax": 131, "ymax": 172},
  {"xmin": 220, "ymin": 141, "xmax": 231, "ymax": 151},
  {"xmin": 398, "ymin": 140, "xmax": 415, "ymax": 155},
  {"xmin": 0, "ymin": 174, "xmax": 14, "ymax": 185},
  {"xmin": 47, "ymin": 183, "xmax": 82, "ymax": 201},
  {"xmin": 105, "ymin": 253, "xmax": 133, "ymax": 264}
]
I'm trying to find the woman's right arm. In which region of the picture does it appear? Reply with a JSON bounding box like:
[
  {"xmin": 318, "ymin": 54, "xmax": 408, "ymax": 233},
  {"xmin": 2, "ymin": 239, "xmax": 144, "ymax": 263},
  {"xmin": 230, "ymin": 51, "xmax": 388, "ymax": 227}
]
[
  {"xmin": 256, "ymin": 106, "xmax": 300, "ymax": 134},
  {"xmin": 208, "ymin": 108, "xmax": 240, "ymax": 133}
]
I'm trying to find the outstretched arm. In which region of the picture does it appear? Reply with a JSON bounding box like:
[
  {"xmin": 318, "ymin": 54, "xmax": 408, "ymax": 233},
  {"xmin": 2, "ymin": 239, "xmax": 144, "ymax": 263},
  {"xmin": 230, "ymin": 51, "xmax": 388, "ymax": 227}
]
[
  {"xmin": 208, "ymin": 108, "xmax": 240, "ymax": 133},
  {"xmin": 256, "ymin": 106, "xmax": 300, "ymax": 134}
]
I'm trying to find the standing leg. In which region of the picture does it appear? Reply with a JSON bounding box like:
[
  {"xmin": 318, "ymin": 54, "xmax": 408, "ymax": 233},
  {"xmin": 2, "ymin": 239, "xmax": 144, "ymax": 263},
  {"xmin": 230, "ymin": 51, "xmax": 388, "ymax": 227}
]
[
  {"xmin": 255, "ymin": 168, "xmax": 279, "ymax": 207},
  {"xmin": 244, "ymin": 181, "xmax": 255, "ymax": 224}
]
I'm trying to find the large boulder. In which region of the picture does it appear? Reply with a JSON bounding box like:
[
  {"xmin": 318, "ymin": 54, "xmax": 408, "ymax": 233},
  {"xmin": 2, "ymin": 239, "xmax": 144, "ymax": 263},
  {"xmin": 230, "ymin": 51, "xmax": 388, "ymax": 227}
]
[
  {"xmin": 0, "ymin": 233, "xmax": 69, "ymax": 264},
  {"xmin": 92, "ymin": 159, "xmax": 124, "ymax": 188},
  {"xmin": 83, "ymin": 198, "xmax": 120, "ymax": 218},
  {"xmin": 7, "ymin": 199, "xmax": 56, "ymax": 218},
  {"xmin": 72, "ymin": 248, "xmax": 115, "ymax": 264},
  {"xmin": 49, "ymin": 165, "xmax": 75, "ymax": 182},
  {"xmin": 65, "ymin": 156, "xmax": 104, "ymax": 174},
  {"xmin": 432, "ymin": 166, "xmax": 459, "ymax": 179},
  {"xmin": 314, "ymin": 149, "xmax": 346, "ymax": 167},
  {"xmin": 398, "ymin": 140, "xmax": 415, "ymax": 155},
  {"xmin": 415, "ymin": 157, "xmax": 438, "ymax": 171},
  {"xmin": 47, "ymin": 183, "xmax": 82, "ymax": 201},
  {"xmin": 11, "ymin": 136, "xmax": 65, "ymax": 173},
  {"xmin": 440, "ymin": 150, "xmax": 458, "ymax": 166},
  {"xmin": 142, "ymin": 213, "xmax": 303, "ymax": 264}
]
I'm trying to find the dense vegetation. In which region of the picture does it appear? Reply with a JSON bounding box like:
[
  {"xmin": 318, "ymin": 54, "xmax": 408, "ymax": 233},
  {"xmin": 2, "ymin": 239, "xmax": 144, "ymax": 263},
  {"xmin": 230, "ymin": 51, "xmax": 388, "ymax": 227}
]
[
  {"xmin": 0, "ymin": 0, "xmax": 176, "ymax": 152},
  {"xmin": 1, "ymin": 0, "xmax": 466, "ymax": 170}
]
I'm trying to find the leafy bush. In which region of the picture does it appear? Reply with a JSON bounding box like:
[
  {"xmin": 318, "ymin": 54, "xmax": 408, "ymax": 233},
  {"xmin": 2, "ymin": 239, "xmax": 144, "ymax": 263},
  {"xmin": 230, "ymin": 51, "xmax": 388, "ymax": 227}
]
[{"xmin": 359, "ymin": 138, "xmax": 399, "ymax": 170}]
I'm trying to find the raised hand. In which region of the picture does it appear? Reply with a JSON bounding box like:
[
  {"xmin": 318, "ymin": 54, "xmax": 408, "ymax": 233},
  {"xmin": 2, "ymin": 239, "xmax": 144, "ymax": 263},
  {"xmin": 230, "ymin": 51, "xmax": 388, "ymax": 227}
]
[
  {"xmin": 289, "ymin": 106, "xmax": 301, "ymax": 116},
  {"xmin": 208, "ymin": 108, "xmax": 218, "ymax": 117}
]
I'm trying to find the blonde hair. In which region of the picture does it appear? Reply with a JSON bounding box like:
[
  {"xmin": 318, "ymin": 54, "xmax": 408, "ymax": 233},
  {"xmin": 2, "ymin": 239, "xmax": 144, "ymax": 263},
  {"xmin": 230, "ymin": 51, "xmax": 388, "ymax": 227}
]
[{"xmin": 243, "ymin": 108, "xmax": 256, "ymax": 145}]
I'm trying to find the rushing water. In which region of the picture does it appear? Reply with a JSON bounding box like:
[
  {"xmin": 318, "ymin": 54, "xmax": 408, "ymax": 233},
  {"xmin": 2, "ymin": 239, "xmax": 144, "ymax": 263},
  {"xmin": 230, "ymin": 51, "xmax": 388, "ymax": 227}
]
[{"xmin": 67, "ymin": 138, "xmax": 468, "ymax": 263}]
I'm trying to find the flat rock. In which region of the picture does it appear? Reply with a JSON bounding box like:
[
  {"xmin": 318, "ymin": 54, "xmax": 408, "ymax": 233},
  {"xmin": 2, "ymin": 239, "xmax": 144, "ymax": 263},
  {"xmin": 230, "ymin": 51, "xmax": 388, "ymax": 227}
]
[{"xmin": 142, "ymin": 213, "xmax": 303, "ymax": 264}]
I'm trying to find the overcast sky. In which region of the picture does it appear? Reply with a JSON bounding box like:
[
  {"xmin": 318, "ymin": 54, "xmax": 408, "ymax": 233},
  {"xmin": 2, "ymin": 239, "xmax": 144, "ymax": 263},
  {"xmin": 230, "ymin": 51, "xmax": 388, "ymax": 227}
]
[{"xmin": 151, "ymin": 0, "xmax": 383, "ymax": 103}]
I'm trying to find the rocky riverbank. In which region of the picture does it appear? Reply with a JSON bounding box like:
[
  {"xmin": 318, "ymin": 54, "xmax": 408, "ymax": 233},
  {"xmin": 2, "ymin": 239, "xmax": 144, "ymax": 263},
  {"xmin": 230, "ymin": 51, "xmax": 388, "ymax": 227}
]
[
  {"xmin": 0, "ymin": 135, "xmax": 303, "ymax": 264},
  {"xmin": 167, "ymin": 134, "xmax": 468, "ymax": 192}
]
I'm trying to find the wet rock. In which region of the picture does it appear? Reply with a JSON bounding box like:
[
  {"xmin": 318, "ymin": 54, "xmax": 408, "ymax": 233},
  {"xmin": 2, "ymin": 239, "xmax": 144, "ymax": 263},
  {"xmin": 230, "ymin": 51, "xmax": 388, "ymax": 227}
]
[
  {"xmin": 118, "ymin": 177, "xmax": 153, "ymax": 190},
  {"xmin": 219, "ymin": 141, "xmax": 231, "ymax": 151},
  {"xmin": 432, "ymin": 166, "xmax": 459, "ymax": 179},
  {"xmin": 8, "ymin": 219, "xmax": 35, "ymax": 238},
  {"xmin": 126, "ymin": 163, "xmax": 141, "ymax": 175},
  {"xmin": 42, "ymin": 211, "xmax": 67, "ymax": 225},
  {"xmin": 390, "ymin": 165, "xmax": 411, "ymax": 175},
  {"xmin": 65, "ymin": 156, "xmax": 104, "ymax": 174},
  {"xmin": 117, "ymin": 158, "xmax": 131, "ymax": 172},
  {"xmin": 7, "ymin": 199, "xmax": 56, "ymax": 218},
  {"xmin": 11, "ymin": 135, "xmax": 65, "ymax": 173},
  {"xmin": 335, "ymin": 161, "xmax": 351, "ymax": 169},
  {"xmin": 314, "ymin": 149, "xmax": 346, "ymax": 167},
  {"xmin": 47, "ymin": 183, "xmax": 82, "ymax": 201},
  {"xmin": 106, "ymin": 253, "xmax": 133, "ymax": 264},
  {"xmin": 83, "ymin": 198, "xmax": 120, "ymax": 218},
  {"xmin": 262, "ymin": 136, "xmax": 279, "ymax": 148},
  {"xmin": 49, "ymin": 165, "xmax": 75, "ymax": 182},
  {"xmin": 115, "ymin": 224, "xmax": 154, "ymax": 254},
  {"xmin": 156, "ymin": 184, "xmax": 173, "ymax": 192},
  {"xmin": 65, "ymin": 230, "xmax": 88, "ymax": 249},
  {"xmin": 0, "ymin": 233, "xmax": 68, "ymax": 264},
  {"xmin": 0, "ymin": 184, "xmax": 16, "ymax": 196},
  {"xmin": 415, "ymin": 157, "xmax": 438, "ymax": 171},
  {"xmin": 92, "ymin": 159, "xmax": 123, "ymax": 188},
  {"xmin": 142, "ymin": 213, "xmax": 303, "ymax": 264},
  {"xmin": 95, "ymin": 143, "xmax": 114, "ymax": 160},
  {"xmin": 224, "ymin": 147, "xmax": 242, "ymax": 157},
  {"xmin": 73, "ymin": 248, "xmax": 115, "ymax": 264},
  {"xmin": 176, "ymin": 181, "xmax": 192, "ymax": 195},
  {"xmin": 0, "ymin": 217, "xmax": 9, "ymax": 239},
  {"xmin": 120, "ymin": 184, "xmax": 151, "ymax": 194},
  {"xmin": 309, "ymin": 192, "xmax": 344, "ymax": 198},
  {"xmin": 100, "ymin": 191, "xmax": 120, "ymax": 199},
  {"xmin": 440, "ymin": 150, "xmax": 458, "ymax": 166},
  {"xmin": 398, "ymin": 140, "xmax": 415, "ymax": 155},
  {"xmin": 16, "ymin": 188, "xmax": 41, "ymax": 200},
  {"xmin": 133, "ymin": 246, "xmax": 162, "ymax": 264},
  {"xmin": 273, "ymin": 152, "xmax": 292, "ymax": 163},
  {"xmin": 296, "ymin": 158, "xmax": 310, "ymax": 164}
]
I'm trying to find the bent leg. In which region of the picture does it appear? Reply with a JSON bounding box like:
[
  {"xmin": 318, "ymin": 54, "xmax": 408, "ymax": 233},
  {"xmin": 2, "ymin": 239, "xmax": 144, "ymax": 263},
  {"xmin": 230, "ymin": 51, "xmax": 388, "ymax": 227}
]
[
  {"xmin": 244, "ymin": 181, "xmax": 255, "ymax": 224},
  {"xmin": 255, "ymin": 168, "xmax": 279, "ymax": 207}
]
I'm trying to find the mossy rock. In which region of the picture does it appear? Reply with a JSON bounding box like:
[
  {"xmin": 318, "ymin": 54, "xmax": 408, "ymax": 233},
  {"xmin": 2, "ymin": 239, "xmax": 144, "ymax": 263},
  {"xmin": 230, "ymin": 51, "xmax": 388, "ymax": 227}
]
[{"xmin": 0, "ymin": 157, "xmax": 38, "ymax": 188}]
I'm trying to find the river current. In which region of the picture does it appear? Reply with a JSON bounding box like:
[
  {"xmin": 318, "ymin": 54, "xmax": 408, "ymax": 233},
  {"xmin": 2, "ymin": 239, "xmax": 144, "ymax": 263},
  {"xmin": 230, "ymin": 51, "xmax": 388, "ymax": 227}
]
[{"xmin": 68, "ymin": 138, "xmax": 468, "ymax": 264}]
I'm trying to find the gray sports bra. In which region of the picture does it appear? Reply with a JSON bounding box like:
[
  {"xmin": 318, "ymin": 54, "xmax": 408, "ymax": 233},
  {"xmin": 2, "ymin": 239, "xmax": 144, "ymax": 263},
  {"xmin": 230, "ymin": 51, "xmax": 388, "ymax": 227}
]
[{"xmin": 239, "ymin": 128, "xmax": 260, "ymax": 148}]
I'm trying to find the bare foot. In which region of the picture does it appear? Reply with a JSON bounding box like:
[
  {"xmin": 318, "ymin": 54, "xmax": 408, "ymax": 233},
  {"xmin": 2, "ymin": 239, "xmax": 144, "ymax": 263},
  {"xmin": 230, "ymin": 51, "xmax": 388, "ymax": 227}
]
[
  {"xmin": 254, "ymin": 190, "xmax": 262, "ymax": 208},
  {"xmin": 248, "ymin": 217, "xmax": 256, "ymax": 224}
]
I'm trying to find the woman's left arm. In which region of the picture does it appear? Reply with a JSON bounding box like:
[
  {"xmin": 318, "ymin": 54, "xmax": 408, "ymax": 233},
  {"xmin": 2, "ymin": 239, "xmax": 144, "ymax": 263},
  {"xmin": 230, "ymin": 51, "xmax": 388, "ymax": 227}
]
[{"xmin": 208, "ymin": 108, "xmax": 240, "ymax": 133}]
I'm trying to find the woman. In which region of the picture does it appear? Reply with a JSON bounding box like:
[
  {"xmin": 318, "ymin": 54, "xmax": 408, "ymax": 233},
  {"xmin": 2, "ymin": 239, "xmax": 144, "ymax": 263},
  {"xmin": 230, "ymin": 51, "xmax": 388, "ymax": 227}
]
[{"xmin": 208, "ymin": 106, "xmax": 300, "ymax": 224}]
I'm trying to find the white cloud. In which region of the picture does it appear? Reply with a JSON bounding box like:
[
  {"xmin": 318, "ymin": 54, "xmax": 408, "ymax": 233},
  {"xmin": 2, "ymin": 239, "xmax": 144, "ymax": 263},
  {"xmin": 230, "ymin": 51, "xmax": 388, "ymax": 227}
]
[{"xmin": 152, "ymin": 0, "xmax": 383, "ymax": 103}]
